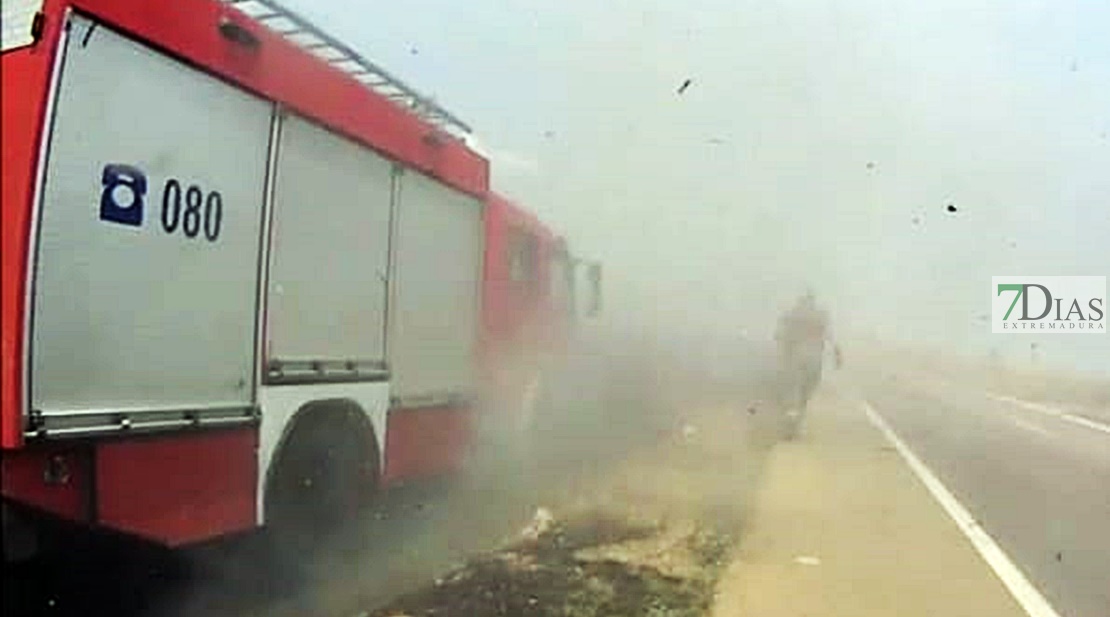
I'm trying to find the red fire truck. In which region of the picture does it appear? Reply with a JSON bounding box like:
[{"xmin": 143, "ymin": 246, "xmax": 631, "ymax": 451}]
[{"xmin": 1, "ymin": 0, "xmax": 600, "ymax": 557}]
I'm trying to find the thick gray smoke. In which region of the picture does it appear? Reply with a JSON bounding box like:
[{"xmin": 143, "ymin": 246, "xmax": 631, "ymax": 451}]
[
  {"xmin": 286, "ymin": 0, "xmax": 1109, "ymax": 374},
  {"xmin": 196, "ymin": 323, "xmax": 781, "ymax": 617}
]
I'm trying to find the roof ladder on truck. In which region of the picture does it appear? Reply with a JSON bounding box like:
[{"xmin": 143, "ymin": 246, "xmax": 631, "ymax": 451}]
[{"xmin": 221, "ymin": 0, "xmax": 472, "ymax": 139}]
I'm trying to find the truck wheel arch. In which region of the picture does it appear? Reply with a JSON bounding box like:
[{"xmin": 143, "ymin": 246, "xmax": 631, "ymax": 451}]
[{"xmin": 262, "ymin": 398, "xmax": 380, "ymax": 531}]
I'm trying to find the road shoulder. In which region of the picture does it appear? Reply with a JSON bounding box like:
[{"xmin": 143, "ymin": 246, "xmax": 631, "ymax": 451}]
[{"xmin": 711, "ymin": 387, "xmax": 1028, "ymax": 617}]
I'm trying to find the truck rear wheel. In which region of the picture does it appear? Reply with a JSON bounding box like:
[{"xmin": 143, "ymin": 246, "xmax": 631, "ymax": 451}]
[{"xmin": 264, "ymin": 405, "xmax": 377, "ymax": 553}]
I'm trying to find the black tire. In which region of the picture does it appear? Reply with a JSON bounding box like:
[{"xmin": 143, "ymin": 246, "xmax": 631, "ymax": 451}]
[{"xmin": 264, "ymin": 406, "xmax": 376, "ymax": 556}]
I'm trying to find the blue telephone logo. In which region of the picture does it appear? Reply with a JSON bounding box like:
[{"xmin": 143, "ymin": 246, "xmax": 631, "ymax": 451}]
[{"xmin": 99, "ymin": 164, "xmax": 147, "ymax": 226}]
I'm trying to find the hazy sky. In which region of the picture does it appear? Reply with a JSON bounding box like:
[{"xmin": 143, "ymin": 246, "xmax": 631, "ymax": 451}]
[{"xmin": 280, "ymin": 0, "xmax": 1108, "ymax": 373}]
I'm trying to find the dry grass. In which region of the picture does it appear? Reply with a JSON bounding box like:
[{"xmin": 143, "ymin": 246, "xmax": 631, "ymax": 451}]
[{"xmin": 362, "ymin": 400, "xmax": 778, "ymax": 617}]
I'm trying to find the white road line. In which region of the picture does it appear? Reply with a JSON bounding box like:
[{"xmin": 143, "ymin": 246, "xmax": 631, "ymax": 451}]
[
  {"xmin": 987, "ymin": 393, "xmax": 1110, "ymax": 436},
  {"xmin": 862, "ymin": 401, "xmax": 1064, "ymax": 617},
  {"xmin": 1010, "ymin": 417, "xmax": 1054, "ymax": 438}
]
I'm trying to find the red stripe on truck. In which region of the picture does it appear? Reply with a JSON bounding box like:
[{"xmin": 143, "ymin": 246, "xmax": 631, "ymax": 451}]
[
  {"xmin": 0, "ymin": 0, "xmax": 66, "ymax": 450},
  {"xmin": 95, "ymin": 428, "xmax": 257, "ymax": 546},
  {"xmin": 382, "ymin": 405, "xmax": 473, "ymax": 486}
]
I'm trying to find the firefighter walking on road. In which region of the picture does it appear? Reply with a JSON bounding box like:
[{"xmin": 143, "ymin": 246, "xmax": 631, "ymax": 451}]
[{"xmin": 774, "ymin": 289, "xmax": 841, "ymax": 439}]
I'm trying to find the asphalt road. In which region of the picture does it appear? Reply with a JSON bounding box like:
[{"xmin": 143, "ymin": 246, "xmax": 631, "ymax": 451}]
[{"xmin": 857, "ymin": 370, "xmax": 1110, "ymax": 617}]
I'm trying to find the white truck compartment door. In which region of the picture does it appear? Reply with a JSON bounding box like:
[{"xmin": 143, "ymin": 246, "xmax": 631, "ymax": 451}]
[
  {"xmin": 389, "ymin": 171, "xmax": 483, "ymax": 403},
  {"xmin": 31, "ymin": 15, "xmax": 270, "ymax": 418},
  {"xmin": 266, "ymin": 113, "xmax": 393, "ymax": 376}
]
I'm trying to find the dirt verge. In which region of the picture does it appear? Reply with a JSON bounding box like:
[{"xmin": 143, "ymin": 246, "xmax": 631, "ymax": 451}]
[
  {"xmin": 363, "ymin": 395, "xmax": 779, "ymax": 617},
  {"xmin": 369, "ymin": 511, "xmax": 726, "ymax": 617}
]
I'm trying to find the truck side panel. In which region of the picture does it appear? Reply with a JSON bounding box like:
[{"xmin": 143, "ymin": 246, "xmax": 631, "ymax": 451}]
[
  {"xmin": 30, "ymin": 14, "xmax": 270, "ymax": 432},
  {"xmin": 388, "ymin": 172, "xmax": 483, "ymax": 404},
  {"xmin": 381, "ymin": 171, "xmax": 483, "ymax": 483},
  {"xmin": 266, "ymin": 113, "xmax": 393, "ymax": 369}
]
